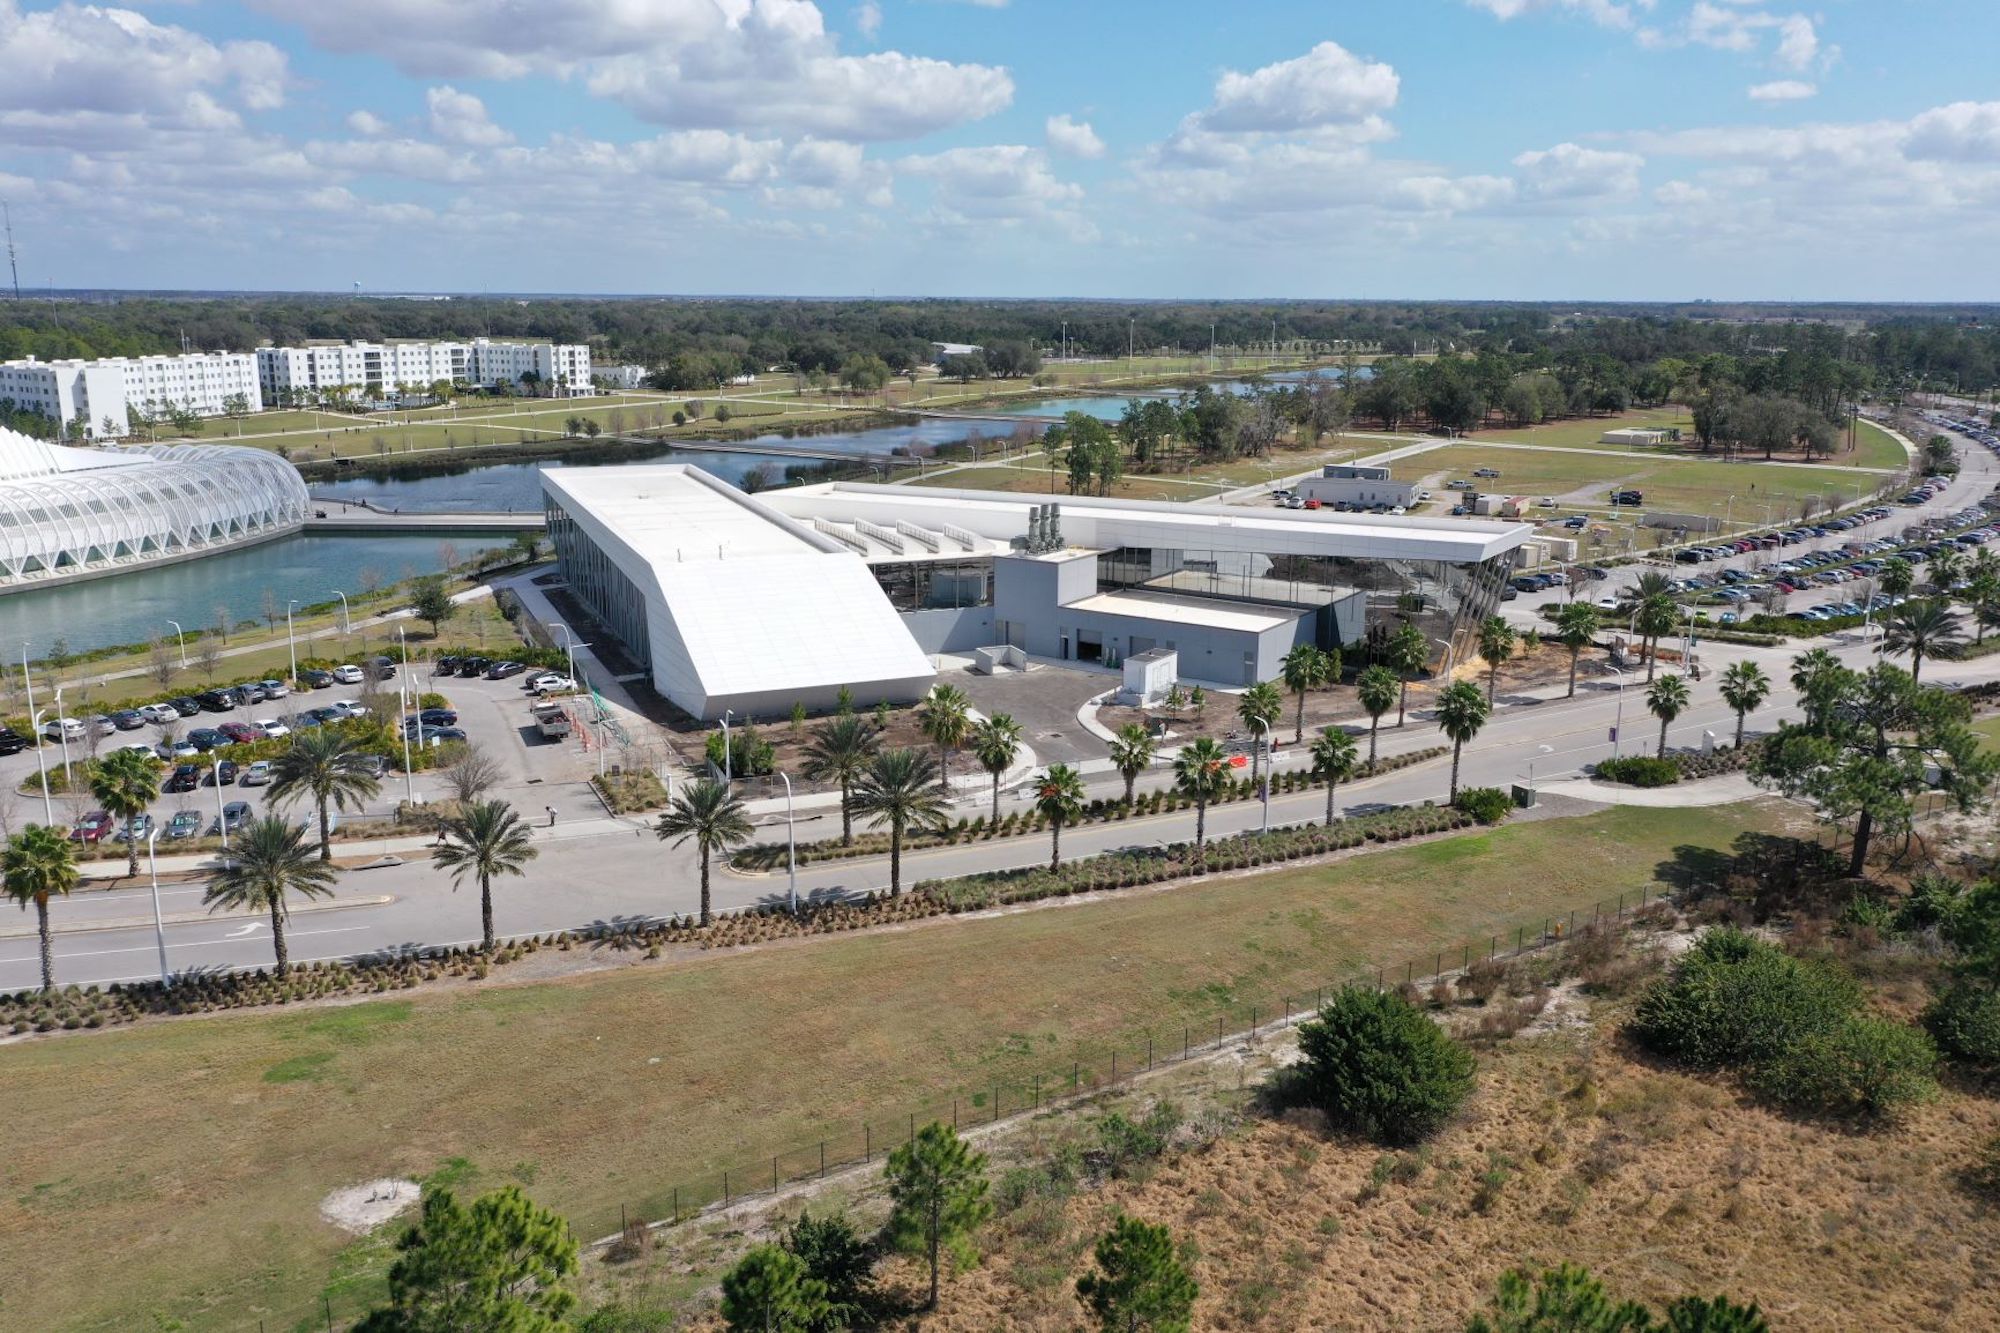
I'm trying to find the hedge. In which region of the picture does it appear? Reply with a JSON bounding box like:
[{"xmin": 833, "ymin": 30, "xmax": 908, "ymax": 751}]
[{"xmin": 1593, "ymin": 756, "xmax": 1681, "ymax": 787}]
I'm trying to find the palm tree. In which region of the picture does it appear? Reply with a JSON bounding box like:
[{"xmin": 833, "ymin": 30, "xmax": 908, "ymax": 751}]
[
  {"xmin": 1928, "ymin": 546, "xmax": 1964, "ymax": 598},
  {"xmin": 917, "ymin": 684, "xmax": 972, "ymax": 791},
  {"xmin": 202, "ymin": 817, "xmax": 336, "ymax": 977},
  {"xmin": 1108, "ymin": 723, "xmax": 1156, "ymax": 805},
  {"xmin": 1964, "ymin": 551, "xmax": 2000, "ymax": 643},
  {"xmin": 267, "ymin": 729, "xmax": 383, "ymax": 861},
  {"xmin": 1789, "ymin": 646, "xmax": 1848, "ymax": 733},
  {"xmin": 803, "ymin": 715, "xmax": 879, "ymax": 845},
  {"xmin": 654, "ymin": 779, "xmax": 752, "ymax": 927},
  {"xmin": 1553, "ymin": 600, "xmax": 1602, "ymax": 699},
  {"xmin": 1877, "ymin": 557, "xmax": 1915, "ymax": 601},
  {"xmin": 1236, "ymin": 680, "xmax": 1283, "ymax": 781},
  {"xmin": 1355, "ymin": 664, "xmax": 1399, "ymax": 767},
  {"xmin": 1433, "ymin": 680, "xmax": 1491, "ymax": 803},
  {"xmin": 851, "ymin": 749, "xmax": 948, "ymax": 897},
  {"xmin": 1279, "ymin": 643, "xmax": 1335, "ymax": 742},
  {"xmin": 1309, "ymin": 726, "xmax": 1359, "ymax": 827},
  {"xmin": 1884, "ymin": 598, "xmax": 1965, "ymax": 682},
  {"xmin": 89, "ymin": 747, "xmax": 161, "ymax": 877},
  {"xmin": 1717, "ymin": 661, "xmax": 1770, "ymax": 748},
  {"xmin": 1646, "ymin": 673, "xmax": 1691, "ymax": 759},
  {"xmin": 1477, "ymin": 615, "xmax": 1516, "ymax": 704},
  {"xmin": 3, "ymin": 825, "xmax": 79, "ymax": 992},
  {"xmin": 1634, "ymin": 592, "xmax": 1680, "ymax": 682},
  {"xmin": 431, "ymin": 799, "xmax": 538, "ymax": 954},
  {"xmin": 1386, "ymin": 621, "xmax": 1430, "ymax": 725},
  {"xmin": 1172, "ymin": 738, "xmax": 1233, "ymax": 867},
  {"xmin": 971, "ymin": 714, "xmax": 1024, "ymax": 823},
  {"xmin": 1032, "ymin": 765, "xmax": 1087, "ymax": 869}
]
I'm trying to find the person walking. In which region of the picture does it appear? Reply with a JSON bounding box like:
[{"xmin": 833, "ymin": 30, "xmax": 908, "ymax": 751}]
[{"xmin": 545, "ymin": 804, "xmax": 557, "ymax": 828}]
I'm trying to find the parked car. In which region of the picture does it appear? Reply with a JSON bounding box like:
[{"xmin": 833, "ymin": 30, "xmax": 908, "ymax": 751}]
[
  {"xmin": 165, "ymin": 810, "xmax": 203, "ymax": 840},
  {"xmin": 369, "ymin": 655, "xmax": 398, "ymax": 681},
  {"xmin": 165, "ymin": 764, "xmax": 201, "ymax": 793},
  {"xmin": 86, "ymin": 715, "xmax": 115, "ymax": 737},
  {"xmin": 110, "ymin": 709, "xmax": 146, "ymax": 731},
  {"xmin": 167, "ymin": 696, "xmax": 203, "ymax": 717},
  {"xmin": 331, "ymin": 664, "xmax": 365, "ymax": 684},
  {"xmin": 138, "ymin": 703, "xmax": 180, "ymax": 725},
  {"xmin": 218, "ymin": 722, "xmax": 262, "ymax": 745},
  {"xmin": 255, "ymin": 718, "xmax": 291, "ymax": 739},
  {"xmin": 435, "ymin": 655, "xmax": 462, "ymax": 675},
  {"xmin": 196, "ymin": 689, "xmax": 236, "ymax": 713},
  {"xmin": 70, "ymin": 810, "xmax": 114, "ymax": 843},
  {"xmin": 355, "ymin": 753, "xmax": 389, "ymax": 779},
  {"xmin": 529, "ymin": 675, "xmax": 576, "ymax": 696},
  {"xmin": 205, "ymin": 759, "xmax": 240, "ymax": 786},
  {"xmin": 114, "ymin": 742, "xmax": 160, "ymax": 760},
  {"xmin": 1473, "ymin": 467, "xmax": 1501, "ymax": 478},
  {"xmin": 486, "ymin": 660, "xmax": 527, "ymax": 679},
  {"xmin": 416, "ymin": 708, "xmax": 458, "ymax": 727},
  {"xmin": 1612, "ymin": 490, "xmax": 1643, "ymax": 506},
  {"xmin": 113, "ymin": 814, "xmax": 155, "ymax": 843},
  {"xmin": 299, "ymin": 668, "xmax": 335, "ymax": 689},
  {"xmin": 419, "ymin": 726, "xmax": 469, "ymax": 743},
  {"xmin": 457, "ymin": 657, "xmax": 492, "ymax": 677},
  {"xmin": 259, "ymin": 679, "xmax": 290, "ymax": 699},
  {"xmin": 213, "ymin": 801, "xmax": 252, "ymax": 835},
  {"xmin": 240, "ymin": 760, "xmax": 273, "ymax": 787},
  {"xmin": 40, "ymin": 716, "xmax": 84, "ymax": 742},
  {"xmin": 0, "ymin": 727, "xmax": 27, "ymax": 756}
]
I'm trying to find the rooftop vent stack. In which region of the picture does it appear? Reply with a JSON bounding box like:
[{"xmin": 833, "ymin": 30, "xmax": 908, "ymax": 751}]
[{"xmin": 1049, "ymin": 504, "xmax": 1062, "ymax": 548}]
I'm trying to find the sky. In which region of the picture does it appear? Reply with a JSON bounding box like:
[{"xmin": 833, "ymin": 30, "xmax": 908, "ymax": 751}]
[{"xmin": 0, "ymin": 0, "xmax": 1997, "ymax": 301}]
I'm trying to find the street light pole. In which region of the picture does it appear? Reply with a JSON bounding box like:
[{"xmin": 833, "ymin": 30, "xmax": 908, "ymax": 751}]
[
  {"xmin": 397, "ymin": 627, "xmax": 416, "ymax": 809},
  {"xmin": 285, "ymin": 600, "xmax": 299, "ymax": 687},
  {"xmin": 333, "ymin": 590, "xmax": 351, "ymax": 634},
  {"xmin": 1609, "ymin": 668, "xmax": 1627, "ymax": 760},
  {"xmin": 720, "ymin": 708, "xmax": 734, "ymax": 784},
  {"xmin": 213, "ymin": 753, "xmax": 228, "ymax": 851},
  {"xmin": 778, "ymin": 770, "xmax": 798, "ymax": 915},
  {"xmin": 1250, "ymin": 718, "xmax": 1271, "ymax": 834},
  {"xmin": 166, "ymin": 620, "xmax": 188, "ymax": 668},
  {"xmin": 51, "ymin": 685, "xmax": 72, "ymax": 786},
  {"xmin": 21, "ymin": 646, "xmax": 52, "ymax": 824},
  {"xmin": 146, "ymin": 825, "xmax": 170, "ymax": 986}
]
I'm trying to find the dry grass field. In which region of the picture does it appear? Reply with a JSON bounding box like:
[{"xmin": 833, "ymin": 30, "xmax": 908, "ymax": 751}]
[{"xmin": 0, "ymin": 801, "xmax": 1791, "ymax": 1330}]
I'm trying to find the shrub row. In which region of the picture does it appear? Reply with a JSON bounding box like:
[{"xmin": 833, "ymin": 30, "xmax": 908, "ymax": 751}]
[
  {"xmin": 1592, "ymin": 756, "xmax": 1682, "ymax": 787},
  {"xmin": 732, "ymin": 746, "xmax": 1451, "ymax": 869},
  {"xmin": 916, "ymin": 805, "xmax": 1476, "ymax": 912}
]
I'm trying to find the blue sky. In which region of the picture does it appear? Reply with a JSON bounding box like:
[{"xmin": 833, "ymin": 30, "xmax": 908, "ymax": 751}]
[{"xmin": 1, "ymin": 0, "xmax": 1996, "ymax": 299}]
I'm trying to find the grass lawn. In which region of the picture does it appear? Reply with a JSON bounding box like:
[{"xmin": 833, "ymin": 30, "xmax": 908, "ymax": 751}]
[
  {"xmin": 0, "ymin": 799, "xmax": 1790, "ymax": 1332},
  {"xmin": 1469, "ymin": 408, "xmax": 1908, "ymax": 472}
]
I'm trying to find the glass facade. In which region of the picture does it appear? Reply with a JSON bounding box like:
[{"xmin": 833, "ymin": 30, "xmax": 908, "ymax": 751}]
[
  {"xmin": 546, "ymin": 497, "xmax": 652, "ymax": 662},
  {"xmin": 870, "ymin": 558, "xmax": 992, "ymax": 612},
  {"xmin": 1093, "ymin": 545, "xmax": 1512, "ymax": 671}
]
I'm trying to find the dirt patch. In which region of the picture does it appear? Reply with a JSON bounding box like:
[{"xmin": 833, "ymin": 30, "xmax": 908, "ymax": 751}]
[{"xmin": 319, "ymin": 1178, "xmax": 420, "ymax": 1234}]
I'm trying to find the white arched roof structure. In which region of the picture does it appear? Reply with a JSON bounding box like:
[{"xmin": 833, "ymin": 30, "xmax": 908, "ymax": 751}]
[{"xmin": 0, "ymin": 426, "xmax": 309, "ymax": 586}]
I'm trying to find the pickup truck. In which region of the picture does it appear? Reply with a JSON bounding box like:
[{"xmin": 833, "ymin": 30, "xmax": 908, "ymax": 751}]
[{"xmin": 531, "ymin": 700, "xmax": 572, "ymax": 741}]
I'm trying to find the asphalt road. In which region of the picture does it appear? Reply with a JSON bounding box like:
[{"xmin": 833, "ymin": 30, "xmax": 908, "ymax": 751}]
[{"xmin": 7, "ymin": 421, "xmax": 1995, "ymax": 992}]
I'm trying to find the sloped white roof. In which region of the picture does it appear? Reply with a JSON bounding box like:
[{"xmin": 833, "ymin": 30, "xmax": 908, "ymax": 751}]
[{"xmin": 0, "ymin": 426, "xmax": 150, "ymax": 482}]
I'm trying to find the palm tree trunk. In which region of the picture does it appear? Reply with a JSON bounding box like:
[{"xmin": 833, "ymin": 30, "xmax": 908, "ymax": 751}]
[
  {"xmin": 1397, "ymin": 679, "xmax": 1408, "ymax": 726},
  {"xmin": 1050, "ymin": 818, "xmax": 1061, "ymax": 870},
  {"xmin": 1645, "ymin": 638, "xmax": 1658, "ymax": 682},
  {"xmin": 1325, "ymin": 778, "xmax": 1336, "ymax": 827},
  {"xmin": 270, "ymin": 898, "xmax": 289, "ymax": 977},
  {"xmin": 1294, "ymin": 692, "xmax": 1306, "ymax": 743},
  {"xmin": 937, "ymin": 743, "xmax": 949, "ymax": 792},
  {"xmin": 1734, "ymin": 710, "xmax": 1746, "ymax": 748},
  {"xmin": 1450, "ymin": 741, "xmax": 1463, "ymax": 802},
  {"xmin": 318, "ymin": 799, "xmax": 333, "ymax": 862},
  {"xmin": 1122, "ymin": 770, "xmax": 1136, "ymax": 805},
  {"xmin": 1368, "ymin": 716, "xmax": 1380, "ymax": 766},
  {"xmin": 480, "ymin": 872, "xmax": 495, "ymax": 954},
  {"xmin": 127, "ymin": 817, "xmax": 140, "ymax": 878},
  {"xmin": 1487, "ymin": 665, "xmax": 1497, "ymax": 704},
  {"xmin": 35, "ymin": 894, "xmax": 52, "ymax": 993},
  {"xmin": 1911, "ymin": 650, "xmax": 1924, "ymax": 683},
  {"xmin": 1567, "ymin": 650, "xmax": 1579, "ymax": 699},
  {"xmin": 839, "ymin": 777, "xmax": 853, "ymax": 845},
  {"xmin": 991, "ymin": 771, "xmax": 1002, "ymax": 823},
  {"xmin": 1657, "ymin": 717, "xmax": 1669, "ymax": 758},
  {"xmin": 889, "ymin": 822, "xmax": 903, "ymax": 897},
  {"xmin": 698, "ymin": 849, "xmax": 712, "ymax": 926},
  {"xmin": 1194, "ymin": 800, "xmax": 1208, "ymax": 865}
]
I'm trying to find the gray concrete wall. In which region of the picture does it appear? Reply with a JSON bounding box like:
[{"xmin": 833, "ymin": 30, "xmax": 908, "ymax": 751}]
[
  {"xmin": 901, "ymin": 606, "xmax": 996, "ymax": 654},
  {"xmin": 1298, "ymin": 475, "xmax": 1420, "ymax": 508}
]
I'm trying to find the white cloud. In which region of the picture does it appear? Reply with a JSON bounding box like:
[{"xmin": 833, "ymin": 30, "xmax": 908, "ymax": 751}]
[
  {"xmin": 425, "ymin": 85, "xmax": 514, "ymax": 147},
  {"xmin": 1653, "ymin": 179, "xmax": 1710, "ymax": 205},
  {"xmin": 1200, "ymin": 41, "xmax": 1398, "ymax": 133},
  {"xmin": 1045, "ymin": 114, "xmax": 1104, "ymax": 159},
  {"xmin": 346, "ymin": 109, "xmax": 392, "ymax": 136},
  {"xmin": 854, "ymin": 1, "xmax": 881, "ymax": 39},
  {"xmin": 1748, "ymin": 79, "xmax": 1815, "ymax": 101},
  {"xmin": 1905, "ymin": 102, "xmax": 2000, "ymax": 164},
  {"xmin": 1773, "ymin": 12, "xmax": 1818, "ymax": 71},
  {"xmin": 899, "ymin": 144, "xmax": 1091, "ymax": 237},
  {"xmin": 1511, "ymin": 142, "xmax": 1645, "ymax": 198},
  {"xmin": 1466, "ymin": 0, "xmax": 1649, "ymax": 30},
  {"xmin": 256, "ymin": 0, "xmax": 1012, "ymax": 142},
  {"xmin": 0, "ymin": 0, "xmax": 289, "ymax": 141}
]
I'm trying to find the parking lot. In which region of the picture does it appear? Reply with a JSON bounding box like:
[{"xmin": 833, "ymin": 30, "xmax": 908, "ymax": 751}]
[{"xmin": 0, "ymin": 655, "xmax": 623, "ymax": 856}]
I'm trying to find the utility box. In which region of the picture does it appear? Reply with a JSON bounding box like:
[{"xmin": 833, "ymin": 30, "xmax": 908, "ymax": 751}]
[{"xmin": 1119, "ymin": 648, "xmax": 1179, "ymax": 707}]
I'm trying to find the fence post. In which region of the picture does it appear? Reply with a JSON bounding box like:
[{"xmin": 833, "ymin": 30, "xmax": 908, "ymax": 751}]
[
  {"xmin": 1183, "ymin": 1026, "xmax": 1190, "ymax": 1060},
  {"xmin": 1034, "ymin": 1074, "xmax": 1041, "ymax": 1108},
  {"xmin": 621, "ymin": 1204, "xmax": 627, "ymax": 1234},
  {"xmin": 1490, "ymin": 935, "xmax": 1497, "ymax": 960},
  {"xmin": 953, "ymin": 1098, "xmax": 959, "ymax": 1130},
  {"xmin": 1618, "ymin": 892, "xmax": 1624, "ymax": 917},
  {"xmin": 773, "ymin": 1157, "xmax": 778, "ymax": 1192},
  {"xmin": 325, "ymin": 1297, "xmax": 333, "ymax": 1333},
  {"xmin": 1435, "ymin": 950, "xmax": 1442, "ymax": 980},
  {"xmin": 994, "ymin": 1084, "xmax": 1001, "ymax": 1122},
  {"xmin": 909, "ymin": 1113, "xmax": 915, "ymax": 1145},
  {"xmin": 724, "ymin": 1171, "xmax": 730, "ymax": 1207},
  {"xmin": 1462, "ymin": 945, "xmax": 1469, "ymax": 972},
  {"xmin": 1405, "ymin": 961, "xmax": 1412, "ymax": 985},
  {"xmin": 1517, "ymin": 925, "xmax": 1523, "ymax": 954},
  {"xmin": 865, "ymin": 1124, "xmax": 871, "ymax": 1165},
  {"xmin": 1250, "ymin": 1005, "xmax": 1257, "ymax": 1036},
  {"xmin": 1148, "ymin": 1035, "xmax": 1154, "ymax": 1070},
  {"xmin": 820, "ymin": 1141, "xmax": 826, "ymax": 1180}
]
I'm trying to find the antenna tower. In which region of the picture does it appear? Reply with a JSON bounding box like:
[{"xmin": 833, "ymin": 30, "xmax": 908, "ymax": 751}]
[{"xmin": 1, "ymin": 201, "xmax": 19, "ymax": 301}]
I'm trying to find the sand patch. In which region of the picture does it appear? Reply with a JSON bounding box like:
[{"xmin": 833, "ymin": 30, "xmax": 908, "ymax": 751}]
[{"xmin": 319, "ymin": 1178, "xmax": 421, "ymax": 1234}]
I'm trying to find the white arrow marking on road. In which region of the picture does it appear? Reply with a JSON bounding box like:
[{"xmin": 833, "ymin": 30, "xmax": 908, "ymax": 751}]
[{"xmin": 225, "ymin": 922, "xmax": 263, "ymax": 938}]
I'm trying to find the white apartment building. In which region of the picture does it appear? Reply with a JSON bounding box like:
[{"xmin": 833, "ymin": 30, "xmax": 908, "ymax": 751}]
[
  {"xmin": 0, "ymin": 353, "xmax": 262, "ymax": 439},
  {"xmin": 257, "ymin": 338, "xmax": 593, "ymax": 402},
  {"xmin": 596, "ymin": 363, "xmax": 650, "ymax": 389}
]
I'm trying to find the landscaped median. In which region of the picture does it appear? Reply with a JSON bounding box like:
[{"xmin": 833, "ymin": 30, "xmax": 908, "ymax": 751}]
[
  {"xmin": 1592, "ymin": 740, "xmax": 1763, "ymax": 788},
  {"xmin": 729, "ymin": 745, "xmax": 1451, "ymax": 870}
]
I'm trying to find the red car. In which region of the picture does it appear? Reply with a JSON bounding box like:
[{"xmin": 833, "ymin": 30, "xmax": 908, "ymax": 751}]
[
  {"xmin": 70, "ymin": 810, "xmax": 114, "ymax": 843},
  {"xmin": 218, "ymin": 722, "xmax": 263, "ymax": 745}
]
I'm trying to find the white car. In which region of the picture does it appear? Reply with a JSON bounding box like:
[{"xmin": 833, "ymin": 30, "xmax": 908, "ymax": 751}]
[
  {"xmin": 255, "ymin": 718, "xmax": 290, "ymax": 739},
  {"xmin": 259, "ymin": 679, "xmax": 290, "ymax": 699},
  {"xmin": 139, "ymin": 703, "xmax": 180, "ymax": 725},
  {"xmin": 239, "ymin": 760, "xmax": 272, "ymax": 787},
  {"xmin": 40, "ymin": 716, "xmax": 84, "ymax": 741},
  {"xmin": 115, "ymin": 742, "xmax": 160, "ymax": 760},
  {"xmin": 530, "ymin": 675, "xmax": 578, "ymax": 696},
  {"xmin": 330, "ymin": 700, "xmax": 370, "ymax": 720},
  {"xmin": 331, "ymin": 664, "xmax": 365, "ymax": 684}
]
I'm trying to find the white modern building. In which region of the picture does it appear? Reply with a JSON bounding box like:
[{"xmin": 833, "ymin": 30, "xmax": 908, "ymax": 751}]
[
  {"xmin": 0, "ymin": 353, "xmax": 263, "ymax": 439},
  {"xmin": 257, "ymin": 338, "xmax": 594, "ymax": 402},
  {"xmin": 595, "ymin": 364, "xmax": 650, "ymax": 390},
  {"xmin": 545, "ymin": 466, "xmax": 1530, "ymax": 721},
  {"xmin": 0, "ymin": 424, "xmax": 309, "ymax": 587}
]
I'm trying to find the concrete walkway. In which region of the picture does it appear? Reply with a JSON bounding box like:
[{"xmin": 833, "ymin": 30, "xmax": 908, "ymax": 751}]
[{"xmin": 1535, "ymin": 773, "xmax": 1763, "ymax": 807}]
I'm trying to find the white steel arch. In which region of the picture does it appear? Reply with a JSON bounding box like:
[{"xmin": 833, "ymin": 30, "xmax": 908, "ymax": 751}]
[{"xmin": 0, "ymin": 428, "xmax": 309, "ymax": 585}]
